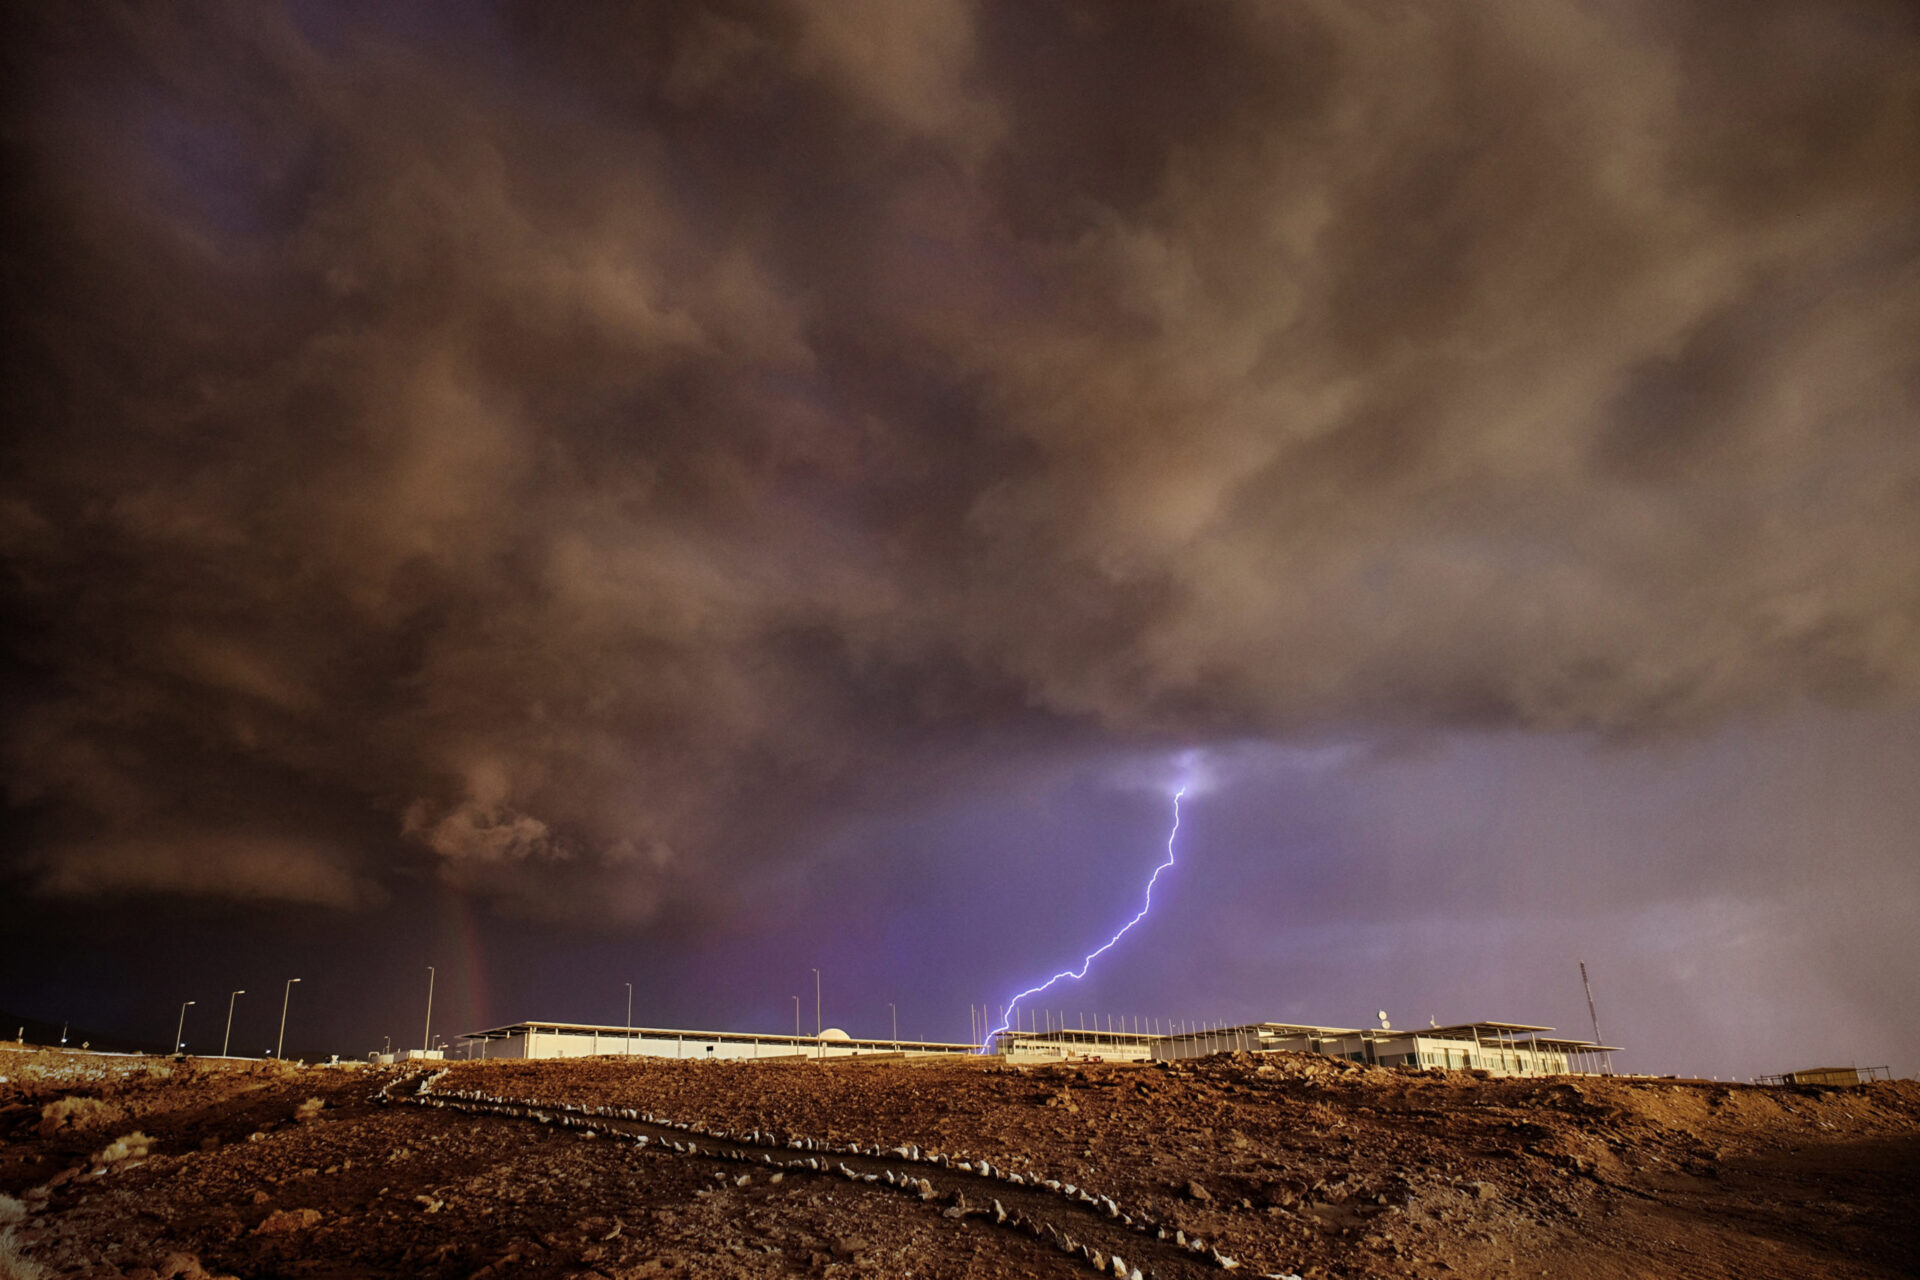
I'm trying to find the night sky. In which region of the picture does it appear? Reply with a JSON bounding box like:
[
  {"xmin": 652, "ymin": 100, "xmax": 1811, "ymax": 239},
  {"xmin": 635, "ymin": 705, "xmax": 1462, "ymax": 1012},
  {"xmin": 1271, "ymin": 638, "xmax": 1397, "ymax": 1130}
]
[{"xmin": 4, "ymin": 3, "xmax": 1917, "ymax": 1078}]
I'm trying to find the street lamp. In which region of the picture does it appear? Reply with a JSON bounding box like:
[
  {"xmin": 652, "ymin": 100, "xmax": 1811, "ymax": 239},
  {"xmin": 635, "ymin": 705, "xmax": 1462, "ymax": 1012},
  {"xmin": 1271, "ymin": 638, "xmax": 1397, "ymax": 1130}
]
[
  {"xmin": 174, "ymin": 1000, "xmax": 195, "ymax": 1054},
  {"xmin": 625, "ymin": 982, "xmax": 633, "ymax": 1058},
  {"xmin": 890, "ymin": 1002, "xmax": 897, "ymax": 1050},
  {"xmin": 223, "ymin": 990, "xmax": 245, "ymax": 1057},
  {"xmin": 423, "ymin": 967, "xmax": 435, "ymax": 1056},
  {"xmin": 811, "ymin": 969, "xmax": 821, "ymax": 1037},
  {"xmin": 793, "ymin": 996, "xmax": 800, "ymax": 1038},
  {"xmin": 277, "ymin": 979, "xmax": 300, "ymax": 1061}
]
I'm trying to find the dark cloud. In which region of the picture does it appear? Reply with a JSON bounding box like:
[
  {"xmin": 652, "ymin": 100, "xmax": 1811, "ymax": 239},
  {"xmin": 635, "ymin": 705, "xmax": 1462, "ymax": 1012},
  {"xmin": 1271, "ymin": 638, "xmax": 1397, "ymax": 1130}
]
[{"xmin": 2, "ymin": 0, "xmax": 1916, "ymax": 936}]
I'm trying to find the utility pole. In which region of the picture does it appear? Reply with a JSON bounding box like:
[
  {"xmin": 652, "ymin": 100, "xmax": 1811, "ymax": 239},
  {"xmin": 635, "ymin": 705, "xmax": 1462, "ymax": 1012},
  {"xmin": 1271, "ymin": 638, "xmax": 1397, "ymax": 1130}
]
[
  {"xmin": 277, "ymin": 979, "xmax": 300, "ymax": 1060},
  {"xmin": 890, "ymin": 1002, "xmax": 897, "ymax": 1050},
  {"xmin": 174, "ymin": 1000, "xmax": 195, "ymax": 1054},
  {"xmin": 811, "ymin": 968, "xmax": 820, "ymax": 1037},
  {"xmin": 423, "ymin": 966, "xmax": 435, "ymax": 1055},
  {"xmin": 793, "ymin": 995, "xmax": 800, "ymax": 1038},
  {"xmin": 223, "ymin": 990, "xmax": 245, "ymax": 1057},
  {"xmin": 625, "ymin": 982, "xmax": 633, "ymax": 1058}
]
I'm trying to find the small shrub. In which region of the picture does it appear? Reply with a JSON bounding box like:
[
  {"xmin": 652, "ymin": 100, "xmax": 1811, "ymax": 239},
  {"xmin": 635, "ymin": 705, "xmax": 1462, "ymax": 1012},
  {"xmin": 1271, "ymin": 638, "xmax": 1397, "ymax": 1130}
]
[
  {"xmin": 34, "ymin": 1097, "xmax": 115, "ymax": 1136},
  {"xmin": 91, "ymin": 1131, "xmax": 152, "ymax": 1166},
  {"xmin": 0, "ymin": 1226, "xmax": 53, "ymax": 1280}
]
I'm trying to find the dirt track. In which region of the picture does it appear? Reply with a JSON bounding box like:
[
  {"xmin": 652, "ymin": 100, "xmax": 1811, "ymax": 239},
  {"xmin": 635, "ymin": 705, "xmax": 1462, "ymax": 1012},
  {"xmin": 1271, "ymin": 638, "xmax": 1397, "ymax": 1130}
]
[{"xmin": 2, "ymin": 1045, "xmax": 1915, "ymax": 1279}]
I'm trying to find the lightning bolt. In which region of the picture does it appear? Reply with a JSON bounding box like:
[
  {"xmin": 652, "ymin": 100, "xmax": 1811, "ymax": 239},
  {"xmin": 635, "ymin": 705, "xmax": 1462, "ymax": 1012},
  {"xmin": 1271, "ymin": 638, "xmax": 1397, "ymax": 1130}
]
[{"xmin": 979, "ymin": 786, "xmax": 1185, "ymax": 1053}]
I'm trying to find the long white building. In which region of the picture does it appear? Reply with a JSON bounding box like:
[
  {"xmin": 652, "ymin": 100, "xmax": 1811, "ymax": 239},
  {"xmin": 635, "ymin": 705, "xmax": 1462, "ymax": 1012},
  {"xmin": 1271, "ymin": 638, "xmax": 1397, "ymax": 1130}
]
[
  {"xmin": 464, "ymin": 1016, "xmax": 1618, "ymax": 1076},
  {"xmin": 461, "ymin": 1021, "xmax": 975, "ymax": 1062}
]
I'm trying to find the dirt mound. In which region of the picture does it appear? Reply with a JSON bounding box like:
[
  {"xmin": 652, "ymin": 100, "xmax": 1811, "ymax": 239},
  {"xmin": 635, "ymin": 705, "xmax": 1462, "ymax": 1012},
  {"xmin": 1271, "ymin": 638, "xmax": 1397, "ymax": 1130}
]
[{"xmin": 0, "ymin": 1044, "xmax": 1913, "ymax": 1278}]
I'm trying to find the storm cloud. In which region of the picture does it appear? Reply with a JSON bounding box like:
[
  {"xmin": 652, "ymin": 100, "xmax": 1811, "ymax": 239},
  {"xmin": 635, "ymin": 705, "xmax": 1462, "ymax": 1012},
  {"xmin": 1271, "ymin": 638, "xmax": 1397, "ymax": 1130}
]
[{"xmin": 4, "ymin": 0, "xmax": 1917, "ymax": 938}]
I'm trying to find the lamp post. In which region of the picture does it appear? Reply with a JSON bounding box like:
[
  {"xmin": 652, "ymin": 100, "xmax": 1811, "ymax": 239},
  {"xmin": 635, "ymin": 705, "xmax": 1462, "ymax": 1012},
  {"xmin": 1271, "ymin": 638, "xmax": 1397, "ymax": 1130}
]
[
  {"xmin": 174, "ymin": 1000, "xmax": 195, "ymax": 1054},
  {"xmin": 625, "ymin": 982, "xmax": 633, "ymax": 1058},
  {"xmin": 223, "ymin": 990, "xmax": 245, "ymax": 1058},
  {"xmin": 423, "ymin": 967, "xmax": 435, "ymax": 1056},
  {"xmin": 890, "ymin": 1002, "xmax": 897, "ymax": 1050},
  {"xmin": 793, "ymin": 996, "xmax": 800, "ymax": 1038},
  {"xmin": 276, "ymin": 979, "xmax": 300, "ymax": 1060},
  {"xmin": 811, "ymin": 969, "xmax": 820, "ymax": 1036}
]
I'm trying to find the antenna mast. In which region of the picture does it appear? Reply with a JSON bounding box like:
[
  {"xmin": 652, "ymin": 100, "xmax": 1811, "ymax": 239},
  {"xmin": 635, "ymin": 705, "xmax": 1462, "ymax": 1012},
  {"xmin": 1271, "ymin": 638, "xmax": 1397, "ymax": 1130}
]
[{"xmin": 1579, "ymin": 961, "xmax": 1611, "ymax": 1075}]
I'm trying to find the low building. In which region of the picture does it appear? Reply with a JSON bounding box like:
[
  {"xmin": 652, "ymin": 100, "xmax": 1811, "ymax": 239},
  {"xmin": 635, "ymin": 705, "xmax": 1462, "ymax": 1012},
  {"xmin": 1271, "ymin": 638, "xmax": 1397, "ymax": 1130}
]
[
  {"xmin": 1153, "ymin": 1020, "xmax": 1619, "ymax": 1077},
  {"xmin": 1755, "ymin": 1065, "xmax": 1890, "ymax": 1087},
  {"xmin": 1153, "ymin": 1023, "xmax": 1339, "ymax": 1060},
  {"xmin": 994, "ymin": 1027, "xmax": 1159, "ymax": 1062},
  {"xmin": 463, "ymin": 1015, "xmax": 1618, "ymax": 1075},
  {"xmin": 460, "ymin": 1021, "xmax": 975, "ymax": 1062}
]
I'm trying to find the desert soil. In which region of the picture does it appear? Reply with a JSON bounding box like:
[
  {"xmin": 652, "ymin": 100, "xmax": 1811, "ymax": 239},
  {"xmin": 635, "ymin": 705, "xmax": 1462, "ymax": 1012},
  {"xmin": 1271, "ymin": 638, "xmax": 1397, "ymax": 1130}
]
[{"xmin": 2, "ymin": 1044, "xmax": 1915, "ymax": 1279}]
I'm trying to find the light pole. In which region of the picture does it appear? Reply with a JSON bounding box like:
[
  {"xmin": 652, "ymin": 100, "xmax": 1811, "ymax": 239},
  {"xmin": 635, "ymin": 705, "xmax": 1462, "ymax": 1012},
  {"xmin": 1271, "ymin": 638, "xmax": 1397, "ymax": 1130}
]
[
  {"xmin": 625, "ymin": 982, "xmax": 633, "ymax": 1058},
  {"xmin": 811, "ymin": 968, "xmax": 822, "ymax": 1061},
  {"xmin": 793, "ymin": 996, "xmax": 800, "ymax": 1038},
  {"xmin": 423, "ymin": 966, "xmax": 435, "ymax": 1056},
  {"xmin": 276, "ymin": 979, "xmax": 300, "ymax": 1060},
  {"xmin": 174, "ymin": 1000, "xmax": 195, "ymax": 1054},
  {"xmin": 890, "ymin": 1002, "xmax": 897, "ymax": 1050},
  {"xmin": 223, "ymin": 990, "xmax": 245, "ymax": 1057}
]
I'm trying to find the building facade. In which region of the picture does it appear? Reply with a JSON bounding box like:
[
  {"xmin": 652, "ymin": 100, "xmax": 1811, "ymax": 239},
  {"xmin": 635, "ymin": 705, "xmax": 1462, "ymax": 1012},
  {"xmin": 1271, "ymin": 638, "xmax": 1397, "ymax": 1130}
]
[
  {"xmin": 1151, "ymin": 1021, "xmax": 1618, "ymax": 1076},
  {"xmin": 994, "ymin": 1028, "xmax": 1159, "ymax": 1062},
  {"xmin": 461, "ymin": 1022, "xmax": 975, "ymax": 1062},
  {"xmin": 463, "ymin": 1016, "xmax": 1618, "ymax": 1075}
]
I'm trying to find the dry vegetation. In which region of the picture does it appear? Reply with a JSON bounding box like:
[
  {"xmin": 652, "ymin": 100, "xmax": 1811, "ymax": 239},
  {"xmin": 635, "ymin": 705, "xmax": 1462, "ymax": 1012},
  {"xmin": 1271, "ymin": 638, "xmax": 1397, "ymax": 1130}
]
[
  {"xmin": 33, "ymin": 1098, "xmax": 117, "ymax": 1138},
  {"xmin": 1, "ymin": 1044, "xmax": 1914, "ymax": 1279}
]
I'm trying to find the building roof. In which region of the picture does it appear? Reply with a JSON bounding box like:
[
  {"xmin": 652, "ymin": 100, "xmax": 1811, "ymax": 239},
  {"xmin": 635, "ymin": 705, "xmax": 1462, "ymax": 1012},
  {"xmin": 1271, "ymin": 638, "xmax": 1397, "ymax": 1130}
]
[
  {"xmin": 999, "ymin": 1027, "xmax": 1161, "ymax": 1043},
  {"xmin": 1158, "ymin": 1022, "xmax": 1360, "ymax": 1040},
  {"xmin": 1155, "ymin": 1020, "xmax": 1620, "ymax": 1052},
  {"xmin": 1523, "ymin": 1036, "xmax": 1626, "ymax": 1053}
]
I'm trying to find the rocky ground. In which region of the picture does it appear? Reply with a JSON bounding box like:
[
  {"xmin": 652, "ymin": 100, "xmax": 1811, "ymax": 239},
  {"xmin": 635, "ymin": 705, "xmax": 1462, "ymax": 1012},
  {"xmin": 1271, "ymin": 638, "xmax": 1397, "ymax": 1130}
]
[{"xmin": 1, "ymin": 1044, "xmax": 1915, "ymax": 1279}]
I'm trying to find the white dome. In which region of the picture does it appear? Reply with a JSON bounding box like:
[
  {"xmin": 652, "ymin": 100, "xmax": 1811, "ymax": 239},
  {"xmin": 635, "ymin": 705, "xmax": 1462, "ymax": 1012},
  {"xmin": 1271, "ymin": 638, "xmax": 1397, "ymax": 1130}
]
[{"xmin": 818, "ymin": 1028, "xmax": 852, "ymax": 1042}]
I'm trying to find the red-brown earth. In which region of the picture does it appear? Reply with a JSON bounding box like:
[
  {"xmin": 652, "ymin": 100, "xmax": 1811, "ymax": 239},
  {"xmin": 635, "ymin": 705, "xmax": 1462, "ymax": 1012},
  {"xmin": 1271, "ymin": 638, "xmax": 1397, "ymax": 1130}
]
[{"xmin": 2, "ymin": 1044, "xmax": 1915, "ymax": 1279}]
